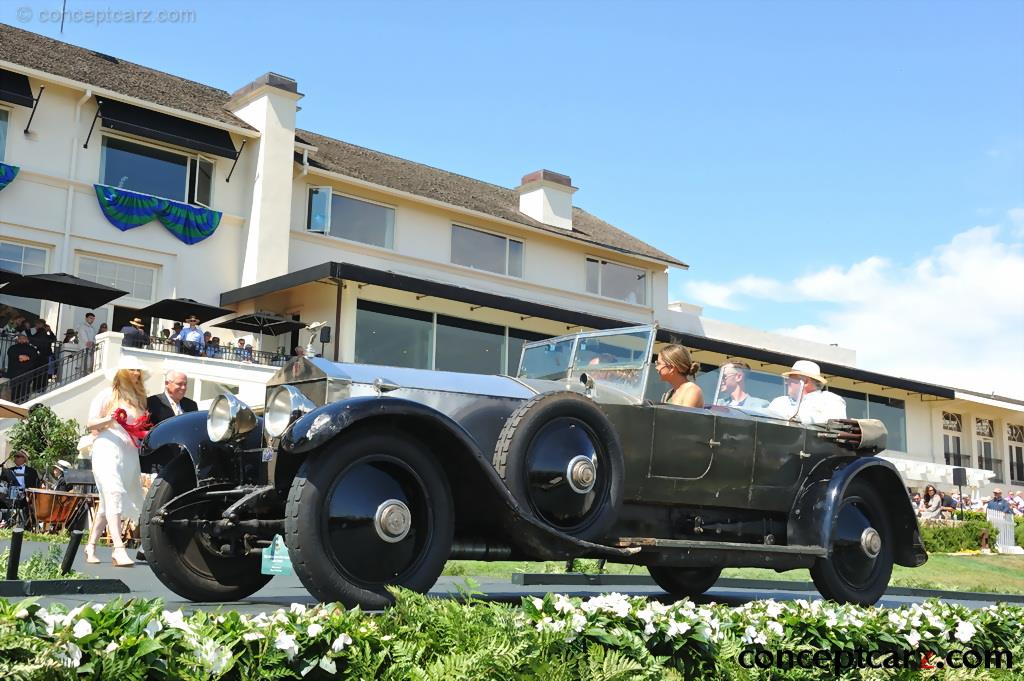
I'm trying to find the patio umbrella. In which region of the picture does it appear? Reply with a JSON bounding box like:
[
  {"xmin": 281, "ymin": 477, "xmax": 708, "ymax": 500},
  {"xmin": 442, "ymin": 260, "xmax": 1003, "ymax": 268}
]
[
  {"xmin": 215, "ymin": 312, "xmax": 307, "ymax": 351},
  {"xmin": 136, "ymin": 298, "xmax": 234, "ymax": 323},
  {"xmin": 0, "ymin": 273, "xmax": 128, "ymax": 334},
  {"xmin": 0, "ymin": 399, "xmax": 29, "ymax": 419},
  {"xmin": 0, "ymin": 268, "xmax": 21, "ymax": 285}
]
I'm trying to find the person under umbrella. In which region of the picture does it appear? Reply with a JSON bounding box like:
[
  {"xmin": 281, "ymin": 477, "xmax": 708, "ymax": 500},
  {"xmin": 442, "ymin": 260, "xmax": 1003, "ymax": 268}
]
[
  {"xmin": 120, "ymin": 317, "xmax": 150, "ymax": 349},
  {"xmin": 173, "ymin": 316, "xmax": 205, "ymax": 356},
  {"xmin": 5, "ymin": 333, "xmax": 38, "ymax": 402}
]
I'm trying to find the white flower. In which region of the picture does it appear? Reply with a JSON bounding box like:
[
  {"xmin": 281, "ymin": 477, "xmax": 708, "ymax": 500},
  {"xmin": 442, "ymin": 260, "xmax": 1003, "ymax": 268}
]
[
  {"xmin": 40, "ymin": 611, "xmax": 64, "ymax": 635},
  {"xmin": 825, "ymin": 613, "xmax": 838, "ymax": 628},
  {"xmin": 666, "ymin": 619, "xmax": 692, "ymax": 638},
  {"xmin": 767, "ymin": 621, "xmax": 784, "ymax": 637},
  {"xmin": 197, "ymin": 639, "xmax": 231, "ymax": 675},
  {"xmin": 905, "ymin": 630, "xmax": 921, "ymax": 648},
  {"xmin": 215, "ymin": 615, "xmax": 226, "ymax": 624},
  {"xmin": 57, "ymin": 642, "xmax": 82, "ymax": 668},
  {"xmin": 104, "ymin": 641, "xmax": 119, "ymax": 654},
  {"xmin": 72, "ymin": 619, "xmax": 93, "ymax": 639},
  {"xmin": 765, "ymin": 601, "xmax": 784, "ymax": 619},
  {"xmin": 144, "ymin": 617, "xmax": 163, "ymax": 637},
  {"xmin": 530, "ymin": 597, "xmax": 544, "ymax": 610},
  {"xmin": 307, "ymin": 623, "xmax": 323, "ymax": 637},
  {"xmin": 955, "ymin": 620, "xmax": 977, "ymax": 643},
  {"xmin": 331, "ymin": 633, "xmax": 353, "ymax": 653},
  {"xmin": 274, "ymin": 631, "xmax": 299, "ymax": 661},
  {"xmin": 242, "ymin": 632, "xmax": 264, "ymax": 641},
  {"xmin": 62, "ymin": 605, "xmax": 85, "ymax": 626},
  {"xmin": 162, "ymin": 609, "xmax": 190, "ymax": 631},
  {"xmin": 553, "ymin": 594, "xmax": 574, "ymax": 613},
  {"xmin": 289, "ymin": 603, "xmax": 307, "ymax": 616},
  {"xmin": 14, "ymin": 608, "xmax": 29, "ymax": 619}
]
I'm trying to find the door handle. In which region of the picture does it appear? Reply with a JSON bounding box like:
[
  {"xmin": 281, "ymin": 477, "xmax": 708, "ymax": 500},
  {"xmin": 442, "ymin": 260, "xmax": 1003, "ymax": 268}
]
[
  {"xmin": 799, "ymin": 450, "xmax": 810, "ymax": 459},
  {"xmin": 708, "ymin": 439, "xmax": 721, "ymax": 448}
]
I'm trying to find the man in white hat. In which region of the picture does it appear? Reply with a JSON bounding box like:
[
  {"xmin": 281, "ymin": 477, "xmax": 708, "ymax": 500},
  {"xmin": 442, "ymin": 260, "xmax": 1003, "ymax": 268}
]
[{"xmin": 767, "ymin": 359, "xmax": 846, "ymax": 425}]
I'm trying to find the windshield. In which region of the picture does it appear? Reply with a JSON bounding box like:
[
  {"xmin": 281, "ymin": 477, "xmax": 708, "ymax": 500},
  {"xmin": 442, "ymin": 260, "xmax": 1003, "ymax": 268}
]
[{"xmin": 518, "ymin": 326, "xmax": 657, "ymax": 401}]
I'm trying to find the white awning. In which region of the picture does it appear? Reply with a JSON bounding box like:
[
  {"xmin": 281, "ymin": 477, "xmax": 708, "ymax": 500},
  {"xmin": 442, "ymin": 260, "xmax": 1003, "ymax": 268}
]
[{"xmin": 878, "ymin": 454, "xmax": 995, "ymax": 488}]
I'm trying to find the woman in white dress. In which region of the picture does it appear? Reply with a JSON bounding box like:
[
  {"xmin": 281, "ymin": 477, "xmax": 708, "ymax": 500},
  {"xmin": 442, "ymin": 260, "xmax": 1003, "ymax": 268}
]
[{"xmin": 84, "ymin": 355, "xmax": 150, "ymax": 567}]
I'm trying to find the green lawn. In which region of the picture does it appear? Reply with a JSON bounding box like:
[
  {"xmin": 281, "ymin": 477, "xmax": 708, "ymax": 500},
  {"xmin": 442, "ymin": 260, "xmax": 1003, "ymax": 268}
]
[{"xmin": 444, "ymin": 554, "xmax": 1024, "ymax": 595}]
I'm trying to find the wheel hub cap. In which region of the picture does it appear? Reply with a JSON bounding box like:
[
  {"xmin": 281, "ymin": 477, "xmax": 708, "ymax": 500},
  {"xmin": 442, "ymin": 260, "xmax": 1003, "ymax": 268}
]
[
  {"xmin": 375, "ymin": 499, "xmax": 412, "ymax": 543},
  {"xmin": 566, "ymin": 455, "xmax": 597, "ymax": 494},
  {"xmin": 860, "ymin": 527, "xmax": 881, "ymax": 558}
]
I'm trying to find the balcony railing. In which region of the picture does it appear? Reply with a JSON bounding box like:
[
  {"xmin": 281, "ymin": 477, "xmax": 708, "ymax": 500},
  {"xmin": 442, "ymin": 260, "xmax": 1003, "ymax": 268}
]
[
  {"xmin": 4, "ymin": 341, "xmax": 102, "ymax": 404},
  {"xmin": 146, "ymin": 337, "xmax": 291, "ymax": 367}
]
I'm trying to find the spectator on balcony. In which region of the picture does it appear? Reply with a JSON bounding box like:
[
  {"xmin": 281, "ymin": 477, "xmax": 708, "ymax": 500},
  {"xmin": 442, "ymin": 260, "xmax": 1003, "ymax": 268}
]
[
  {"xmin": 146, "ymin": 370, "xmax": 198, "ymax": 425},
  {"xmin": 29, "ymin": 318, "xmax": 57, "ymax": 379},
  {"xmin": 988, "ymin": 488, "xmax": 1011, "ymax": 513},
  {"xmin": 98, "ymin": 322, "xmax": 108, "ymax": 334},
  {"xmin": 78, "ymin": 312, "xmax": 97, "ymax": 350},
  {"xmin": 242, "ymin": 344, "xmax": 254, "ymax": 363},
  {"xmin": 174, "ymin": 316, "xmax": 204, "ymax": 356},
  {"xmin": 918, "ymin": 484, "xmax": 942, "ymax": 520},
  {"xmin": 7, "ymin": 332, "xmax": 39, "ymax": 401},
  {"xmin": 119, "ymin": 317, "xmax": 150, "ymax": 349},
  {"xmin": 3, "ymin": 316, "xmax": 24, "ymax": 336},
  {"xmin": 62, "ymin": 329, "xmax": 78, "ymax": 344}
]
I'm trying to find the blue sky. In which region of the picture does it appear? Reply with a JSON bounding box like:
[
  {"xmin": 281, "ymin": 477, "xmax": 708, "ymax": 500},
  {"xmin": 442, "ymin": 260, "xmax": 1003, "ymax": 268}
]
[{"xmin": 7, "ymin": 0, "xmax": 1023, "ymax": 395}]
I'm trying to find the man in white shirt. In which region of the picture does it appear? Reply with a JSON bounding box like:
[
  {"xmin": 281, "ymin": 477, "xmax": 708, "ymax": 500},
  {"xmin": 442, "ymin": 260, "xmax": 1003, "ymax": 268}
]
[
  {"xmin": 767, "ymin": 359, "xmax": 847, "ymax": 425},
  {"xmin": 77, "ymin": 311, "xmax": 97, "ymax": 349}
]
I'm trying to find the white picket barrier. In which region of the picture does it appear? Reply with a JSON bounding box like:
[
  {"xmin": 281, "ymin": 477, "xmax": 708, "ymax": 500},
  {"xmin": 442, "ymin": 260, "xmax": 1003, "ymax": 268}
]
[{"xmin": 987, "ymin": 508, "xmax": 1024, "ymax": 554}]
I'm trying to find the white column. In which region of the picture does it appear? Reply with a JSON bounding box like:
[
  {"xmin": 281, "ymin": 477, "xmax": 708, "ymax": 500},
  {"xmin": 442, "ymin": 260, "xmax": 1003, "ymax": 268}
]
[{"xmin": 339, "ymin": 280, "xmax": 358, "ymax": 363}]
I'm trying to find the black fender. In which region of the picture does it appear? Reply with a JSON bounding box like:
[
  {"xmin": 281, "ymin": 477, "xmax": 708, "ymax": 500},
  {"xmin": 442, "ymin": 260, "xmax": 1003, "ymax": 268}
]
[
  {"xmin": 140, "ymin": 411, "xmax": 264, "ymax": 481},
  {"xmin": 789, "ymin": 456, "xmax": 927, "ymax": 568},
  {"xmin": 280, "ymin": 396, "xmax": 636, "ymax": 561}
]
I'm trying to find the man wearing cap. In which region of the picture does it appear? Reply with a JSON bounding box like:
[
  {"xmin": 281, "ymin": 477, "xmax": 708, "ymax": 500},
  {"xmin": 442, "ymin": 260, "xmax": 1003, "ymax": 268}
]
[
  {"xmin": 767, "ymin": 359, "xmax": 846, "ymax": 425},
  {"xmin": 716, "ymin": 361, "xmax": 770, "ymax": 409},
  {"xmin": 120, "ymin": 317, "xmax": 151, "ymax": 349},
  {"xmin": 988, "ymin": 488, "xmax": 1011, "ymax": 513},
  {"xmin": 173, "ymin": 316, "xmax": 205, "ymax": 356},
  {"xmin": 1, "ymin": 450, "xmax": 41, "ymax": 491}
]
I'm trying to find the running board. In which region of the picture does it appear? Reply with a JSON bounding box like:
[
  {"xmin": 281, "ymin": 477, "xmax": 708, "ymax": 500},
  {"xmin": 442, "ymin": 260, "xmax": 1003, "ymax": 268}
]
[{"xmin": 615, "ymin": 537, "xmax": 828, "ymax": 557}]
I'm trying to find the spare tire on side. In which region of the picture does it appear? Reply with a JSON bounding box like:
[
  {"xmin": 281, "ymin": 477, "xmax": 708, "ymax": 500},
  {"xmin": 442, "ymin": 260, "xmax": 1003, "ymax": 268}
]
[{"xmin": 493, "ymin": 391, "xmax": 624, "ymax": 543}]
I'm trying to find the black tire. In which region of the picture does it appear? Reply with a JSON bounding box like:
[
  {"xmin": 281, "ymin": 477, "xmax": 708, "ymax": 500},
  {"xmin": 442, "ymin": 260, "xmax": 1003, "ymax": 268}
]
[
  {"xmin": 647, "ymin": 565, "xmax": 722, "ymax": 599},
  {"xmin": 810, "ymin": 479, "xmax": 894, "ymax": 605},
  {"xmin": 493, "ymin": 391, "xmax": 624, "ymax": 542},
  {"xmin": 285, "ymin": 428, "xmax": 454, "ymax": 609},
  {"xmin": 142, "ymin": 456, "xmax": 272, "ymax": 601}
]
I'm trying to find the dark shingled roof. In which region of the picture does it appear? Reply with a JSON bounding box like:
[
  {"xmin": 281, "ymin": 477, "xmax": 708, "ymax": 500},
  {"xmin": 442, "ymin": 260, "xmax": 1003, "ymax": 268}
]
[
  {"xmin": 296, "ymin": 130, "xmax": 687, "ymax": 267},
  {"xmin": 0, "ymin": 23, "xmax": 684, "ymax": 267},
  {"xmin": 0, "ymin": 23, "xmax": 253, "ymax": 131}
]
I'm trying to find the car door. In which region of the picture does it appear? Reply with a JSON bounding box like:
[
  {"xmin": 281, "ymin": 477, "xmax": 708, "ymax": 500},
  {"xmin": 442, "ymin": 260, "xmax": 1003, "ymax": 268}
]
[
  {"xmin": 748, "ymin": 418, "xmax": 807, "ymax": 511},
  {"xmin": 647, "ymin": 405, "xmax": 755, "ymax": 506}
]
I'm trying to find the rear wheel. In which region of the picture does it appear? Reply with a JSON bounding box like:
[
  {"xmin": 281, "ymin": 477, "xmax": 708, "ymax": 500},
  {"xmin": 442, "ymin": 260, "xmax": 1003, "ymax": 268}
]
[
  {"xmin": 285, "ymin": 429, "xmax": 453, "ymax": 609},
  {"xmin": 647, "ymin": 565, "xmax": 722, "ymax": 599},
  {"xmin": 810, "ymin": 480, "xmax": 894, "ymax": 605},
  {"xmin": 142, "ymin": 456, "xmax": 272, "ymax": 601}
]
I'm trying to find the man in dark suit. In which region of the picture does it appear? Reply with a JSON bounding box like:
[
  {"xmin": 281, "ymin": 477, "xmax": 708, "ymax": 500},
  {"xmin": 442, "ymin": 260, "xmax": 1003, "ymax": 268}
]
[
  {"xmin": 1, "ymin": 450, "xmax": 41, "ymax": 490},
  {"xmin": 146, "ymin": 370, "xmax": 198, "ymax": 425},
  {"xmin": 5, "ymin": 333, "xmax": 38, "ymax": 402}
]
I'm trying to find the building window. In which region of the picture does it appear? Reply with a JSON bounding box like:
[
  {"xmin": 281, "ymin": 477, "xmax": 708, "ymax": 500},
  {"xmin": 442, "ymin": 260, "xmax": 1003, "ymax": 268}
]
[
  {"xmin": 975, "ymin": 418, "xmax": 1000, "ymax": 482},
  {"xmin": 0, "ymin": 241, "xmax": 47, "ymax": 318},
  {"xmin": 435, "ymin": 316, "xmax": 504, "ymax": 375},
  {"xmin": 0, "ymin": 108, "xmax": 8, "ymax": 163},
  {"xmin": 1009, "ymin": 424, "xmax": 1024, "ymax": 486},
  {"xmin": 451, "ymin": 225, "xmax": 523, "ymax": 277},
  {"xmin": 585, "ymin": 258, "xmax": 647, "ymax": 305},
  {"xmin": 354, "ymin": 300, "xmax": 433, "ymax": 369},
  {"xmin": 78, "ymin": 256, "xmax": 155, "ymax": 302},
  {"xmin": 101, "ymin": 136, "xmax": 213, "ymax": 206},
  {"xmin": 307, "ymin": 188, "xmax": 395, "ymax": 249},
  {"xmin": 942, "ymin": 411, "xmax": 964, "ymax": 468}
]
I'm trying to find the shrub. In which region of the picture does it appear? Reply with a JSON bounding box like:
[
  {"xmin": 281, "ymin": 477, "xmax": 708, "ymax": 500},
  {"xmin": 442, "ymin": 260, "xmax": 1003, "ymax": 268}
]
[
  {"xmin": 919, "ymin": 518, "xmax": 997, "ymax": 553},
  {"xmin": 0, "ymin": 545, "xmax": 89, "ymax": 580},
  {"xmin": 4, "ymin": 404, "xmax": 80, "ymax": 473}
]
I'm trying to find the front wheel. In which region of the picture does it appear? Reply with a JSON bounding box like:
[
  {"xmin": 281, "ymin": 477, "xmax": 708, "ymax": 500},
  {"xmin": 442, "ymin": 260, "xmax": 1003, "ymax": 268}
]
[
  {"xmin": 285, "ymin": 428, "xmax": 454, "ymax": 609},
  {"xmin": 141, "ymin": 456, "xmax": 272, "ymax": 601},
  {"xmin": 810, "ymin": 480, "xmax": 894, "ymax": 605},
  {"xmin": 647, "ymin": 565, "xmax": 722, "ymax": 599}
]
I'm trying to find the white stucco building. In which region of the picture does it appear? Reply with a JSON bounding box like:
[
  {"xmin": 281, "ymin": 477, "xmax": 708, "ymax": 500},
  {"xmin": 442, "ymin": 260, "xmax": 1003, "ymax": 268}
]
[{"xmin": 1, "ymin": 24, "xmax": 1021, "ymax": 494}]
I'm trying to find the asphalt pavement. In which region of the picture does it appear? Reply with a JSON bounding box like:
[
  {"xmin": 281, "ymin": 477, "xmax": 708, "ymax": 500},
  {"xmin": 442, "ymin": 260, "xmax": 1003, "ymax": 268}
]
[{"xmin": 1, "ymin": 540, "xmax": 1017, "ymax": 614}]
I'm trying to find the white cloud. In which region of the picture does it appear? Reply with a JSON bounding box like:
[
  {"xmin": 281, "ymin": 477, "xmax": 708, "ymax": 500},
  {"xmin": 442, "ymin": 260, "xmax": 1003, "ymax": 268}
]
[{"xmin": 684, "ymin": 211, "xmax": 1024, "ymax": 398}]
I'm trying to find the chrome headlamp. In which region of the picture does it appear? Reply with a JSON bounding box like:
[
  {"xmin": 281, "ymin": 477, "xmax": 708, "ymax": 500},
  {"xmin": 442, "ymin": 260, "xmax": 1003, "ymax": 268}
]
[
  {"xmin": 207, "ymin": 393, "xmax": 257, "ymax": 443},
  {"xmin": 265, "ymin": 385, "xmax": 316, "ymax": 438}
]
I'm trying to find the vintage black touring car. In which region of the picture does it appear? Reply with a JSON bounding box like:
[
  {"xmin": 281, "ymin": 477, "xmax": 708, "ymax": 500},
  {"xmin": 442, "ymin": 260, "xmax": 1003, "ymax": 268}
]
[{"xmin": 139, "ymin": 325, "xmax": 926, "ymax": 608}]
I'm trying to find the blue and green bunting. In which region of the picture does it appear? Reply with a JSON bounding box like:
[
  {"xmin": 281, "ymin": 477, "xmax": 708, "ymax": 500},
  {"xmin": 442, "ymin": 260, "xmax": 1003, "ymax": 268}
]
[
  {"xmin": 0, "ymin": 162, "xmax": 19, "ymax": 192},
  {"xmin": 93, "ymin": 184, "xmax": 222, "ymax": 245}
]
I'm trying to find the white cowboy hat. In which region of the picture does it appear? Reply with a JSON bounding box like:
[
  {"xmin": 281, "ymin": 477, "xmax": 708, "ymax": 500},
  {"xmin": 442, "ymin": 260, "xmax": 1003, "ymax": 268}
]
[{"xmin": 782, "ymin": 359, "xmax": 828, "ymax": 385}]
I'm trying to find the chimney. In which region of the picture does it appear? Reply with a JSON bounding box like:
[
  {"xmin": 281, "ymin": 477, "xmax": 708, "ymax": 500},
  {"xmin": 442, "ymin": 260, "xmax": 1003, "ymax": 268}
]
[{"xmin": 517, "ymin": 169, "xmax": 577, "ymax": 230}]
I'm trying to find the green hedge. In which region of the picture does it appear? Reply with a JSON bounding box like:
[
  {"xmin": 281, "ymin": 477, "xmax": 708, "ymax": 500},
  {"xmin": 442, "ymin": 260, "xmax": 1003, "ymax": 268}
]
[
  {"xmin": 919, "ymin": 518, "xmax": 997, "ymax": 553},
  {"xmin": 1, "ymin": 592, "xmax": 1023, "ymax": 679}
]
